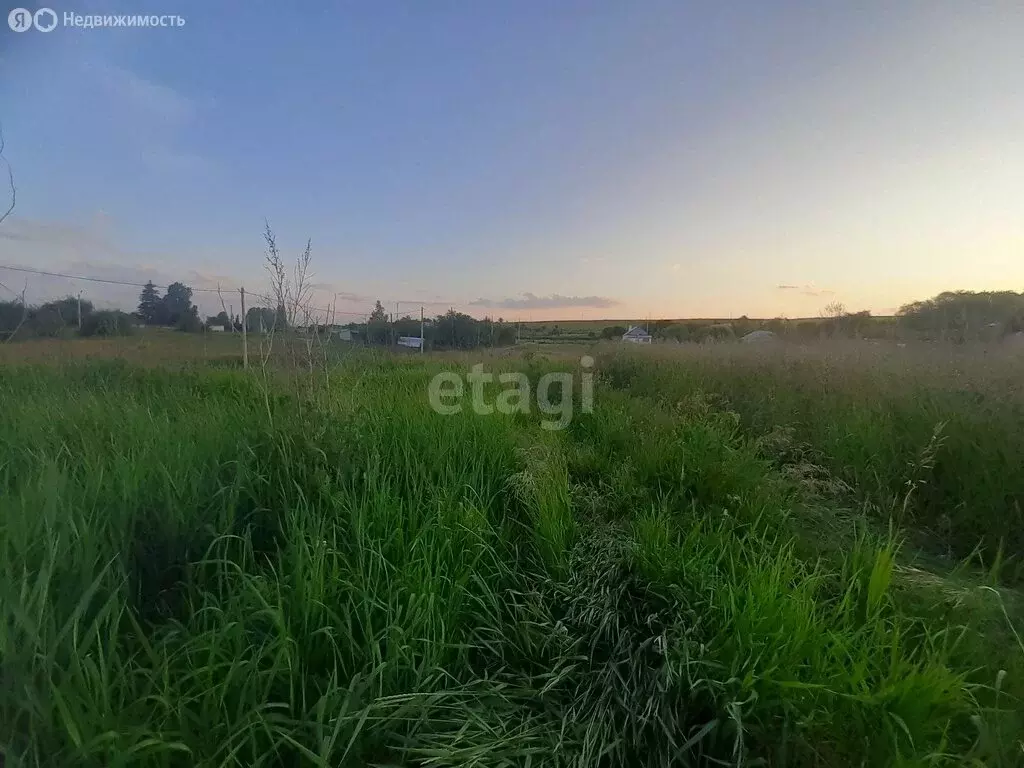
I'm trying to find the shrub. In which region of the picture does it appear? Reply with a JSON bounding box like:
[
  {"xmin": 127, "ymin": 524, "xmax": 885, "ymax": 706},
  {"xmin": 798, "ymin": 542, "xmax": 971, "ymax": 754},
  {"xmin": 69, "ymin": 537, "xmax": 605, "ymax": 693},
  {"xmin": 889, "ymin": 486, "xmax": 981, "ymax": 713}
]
[
  {"xmin": 176, "ymin": 311, "xmax": 204, "ymax": 333},
  {"xmin": 80, "ymin": 310, "xmax": 135, "ymax": 337}
]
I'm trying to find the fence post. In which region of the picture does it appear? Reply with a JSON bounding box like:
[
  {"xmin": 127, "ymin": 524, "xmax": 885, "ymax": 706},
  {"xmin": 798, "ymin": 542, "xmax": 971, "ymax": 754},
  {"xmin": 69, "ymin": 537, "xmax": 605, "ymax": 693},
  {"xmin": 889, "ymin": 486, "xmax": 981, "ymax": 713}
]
[{"xmin": 240, "ymin": 286, "xmax": 248, "ymax": 370}]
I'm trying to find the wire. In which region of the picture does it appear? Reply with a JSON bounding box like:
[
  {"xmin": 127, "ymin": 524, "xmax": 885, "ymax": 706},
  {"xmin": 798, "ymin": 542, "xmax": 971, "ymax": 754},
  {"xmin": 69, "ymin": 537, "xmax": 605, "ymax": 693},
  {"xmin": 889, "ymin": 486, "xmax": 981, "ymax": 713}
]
[
  {"xmin": 0, "ymin": 263, "xmax": 226, "ymax": 293},
  {"xmin": 0, "ymin": 262, "xmax": 437, "ymax": 321}
]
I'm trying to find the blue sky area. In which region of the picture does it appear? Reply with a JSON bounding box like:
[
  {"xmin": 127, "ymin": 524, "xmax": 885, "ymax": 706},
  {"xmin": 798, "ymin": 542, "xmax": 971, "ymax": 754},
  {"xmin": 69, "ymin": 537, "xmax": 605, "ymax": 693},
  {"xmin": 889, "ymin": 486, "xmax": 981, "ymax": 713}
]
[{"xmin": 1, "ymin": 1, "xmax": 1022, "ymax": 319}]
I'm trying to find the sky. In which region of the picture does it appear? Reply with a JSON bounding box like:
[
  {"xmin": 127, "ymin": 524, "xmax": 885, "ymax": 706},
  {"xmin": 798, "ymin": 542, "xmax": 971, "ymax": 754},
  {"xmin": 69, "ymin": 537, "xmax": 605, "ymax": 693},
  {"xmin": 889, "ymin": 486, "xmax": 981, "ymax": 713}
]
[{"xmin": 1, "ymin": 1, "xmax": 1022, "ymax": 321}]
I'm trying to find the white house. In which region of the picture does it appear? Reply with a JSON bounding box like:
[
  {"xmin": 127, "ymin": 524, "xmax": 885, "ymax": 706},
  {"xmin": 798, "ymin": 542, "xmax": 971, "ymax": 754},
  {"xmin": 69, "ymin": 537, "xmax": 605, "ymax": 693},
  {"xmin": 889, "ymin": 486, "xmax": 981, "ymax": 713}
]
[
  {"xmin": 621, "ymin": 326, "xmax": 652, "ymax": 344},
  {"xmin": 741, "ymin": 330, "xmax": 777, "ymax": 344}
]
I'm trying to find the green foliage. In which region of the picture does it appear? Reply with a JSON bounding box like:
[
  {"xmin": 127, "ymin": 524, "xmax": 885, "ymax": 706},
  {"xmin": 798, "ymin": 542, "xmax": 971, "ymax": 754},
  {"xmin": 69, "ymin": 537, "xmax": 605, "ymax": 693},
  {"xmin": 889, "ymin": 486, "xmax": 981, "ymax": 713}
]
[
  {"xmin": 79, "ymin": 309, "xmax": 135, "ymax": 337},
  {"xmin": 0, "ymin": 354, "xmax": 1020, "ymax": 766},
  {"xmin": 899, "ymin": 290, "xmax": 1024, "ymax": 341},
  {"xmin": 137, "ymin": 281, "xmax": 200, "ymax": 328},
  {"xmin": 137, "ymin": 281, "xmax": 163, "ymax": 324},
  {"xmin": 162, "ymin": 282, "xmax": 197, "ymax": 327},
  {"xmin": 244, "ymin": 306, "xmax": 278, "ymax": 333},
  {"xmin": 176, "ymin": 310, "xmax": 204, "ymax": 333},
  {"xmin": 597, "ymin": 344, "xmax": 1024, "ymax": 574},
  {"xmin": 654, "ymin": 323, "xmax": 689, "ymax": 342},
  {"xmin": 356, "ymin": 304, "xmax": 516, "ymax": 349},
  {"xmin": 600, "ymin": 324, "xmax": 628, "ymax": 340},
  {"xmin": 0, "ymin": 295, "xmax": 93, "ymax": 339},
  {"xmin": 206, "ymin": 311, "xmax": 231, "ymax": 329}
]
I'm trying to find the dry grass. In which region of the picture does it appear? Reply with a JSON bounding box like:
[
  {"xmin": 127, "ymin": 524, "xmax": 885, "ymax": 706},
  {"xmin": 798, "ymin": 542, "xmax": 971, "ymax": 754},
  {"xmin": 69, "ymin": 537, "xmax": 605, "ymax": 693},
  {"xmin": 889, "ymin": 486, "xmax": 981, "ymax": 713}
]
[{"xmin": 0, "ymin": 328, "xmax": 245, "ymax": 366}]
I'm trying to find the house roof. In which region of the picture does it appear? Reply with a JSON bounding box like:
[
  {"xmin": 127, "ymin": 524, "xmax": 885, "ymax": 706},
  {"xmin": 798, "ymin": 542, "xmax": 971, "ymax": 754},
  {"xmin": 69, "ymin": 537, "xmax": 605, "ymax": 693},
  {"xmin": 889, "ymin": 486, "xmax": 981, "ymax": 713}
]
[
  {"xmin": 741, "ymin": 330, "xmax": 777, "ymax": 343},
  {"xmin": 622, "ymin": 326, "xmax": 651, "ymax": 338}
]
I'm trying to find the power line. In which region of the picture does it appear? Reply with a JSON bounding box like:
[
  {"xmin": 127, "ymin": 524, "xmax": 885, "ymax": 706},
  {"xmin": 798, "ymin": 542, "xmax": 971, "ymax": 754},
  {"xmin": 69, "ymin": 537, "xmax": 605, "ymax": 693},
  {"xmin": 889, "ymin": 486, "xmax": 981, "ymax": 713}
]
[
  {"xmin": 0, "ymin": 262, "xmax": 434, "ymax": 320},
  {"xmin": 245, "ymin": 291, "xmax": 368, "ymax": 317},
  {"xmin": 0, "ymin": 263, "xmax": 224, "ymax": 293}
]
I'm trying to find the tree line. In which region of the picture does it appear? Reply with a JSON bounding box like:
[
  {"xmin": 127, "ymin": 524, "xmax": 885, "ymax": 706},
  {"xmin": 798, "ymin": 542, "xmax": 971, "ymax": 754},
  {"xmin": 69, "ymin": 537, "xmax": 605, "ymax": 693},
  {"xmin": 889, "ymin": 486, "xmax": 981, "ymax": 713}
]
[
  {"xmin": 0, "ymin": 294, "xmax": 138, "ymax": 340},
  {"xmin": 341, "ymin": 301, "xmax": 518, "ymax": 350},
  {"xmin": 136, "ymin": 281, "xmax": 202, "ymax": 331},
  {"xmin": 0, "ymin": 280, "xmax": 206, "ymax": 340},
  {"xmin": 896, "ymin": 290, "xmax": 1024, "ymax": 342},
  {"xmin": 4, "ymin": 286, "xmax": 1020, "ymax": 346},
  {"xmin": 585, "ymin": 291, "xmax": 1024, "ymax": 344}
]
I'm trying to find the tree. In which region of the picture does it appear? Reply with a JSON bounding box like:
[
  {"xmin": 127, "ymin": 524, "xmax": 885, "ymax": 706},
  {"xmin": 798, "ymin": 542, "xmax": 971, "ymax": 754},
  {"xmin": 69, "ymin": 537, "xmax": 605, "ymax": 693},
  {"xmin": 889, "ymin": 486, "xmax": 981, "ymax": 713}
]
[
  {"xmin": 245, "ymin": 306, "xmax": 277, "ymax": 333},
  {"xmin": 898, "ymin": 290, "xmax": 1024, "ymax": 341},
  {"xmin": 161, "ymin": 282, "xmax": 195, "ymax": 326},
  {"xmin": 206, "ymin": 311, "xmax": 231, "ymax": 329},
  {"xmin": 27, "ymin": 296, "xmax": 93, "ymax": 337},
  {"xmin": 138, "ymin": 282, "xmax": 163, "ymax": 325},
  {"xmin": 656, "ymin": 323, "xmax": 689, "ymax": 342},
  {"xmin": 823, "ymin": 301, "xmax": 846, "ymax": 319},
  {"xmin": 28, "ymin": 304, "xmax": 67, "ymax": 337},
  {"xmin": 369, "ymin": 300, "xmax": 388, "ymax": 324},
  {"xmin": 43, "ymin": 295, "xmax": 92, "ymax": 324},
  {"xmin": 81, "ymin": 310, "xmax": 134, "ymax": 337},
  {"xmin": 367, "ymin": 300, "xmax": 390, "ymax": 345},
  {"xmin": 176, "ymin": 310, "xmax": 203, "ymax": 333}
]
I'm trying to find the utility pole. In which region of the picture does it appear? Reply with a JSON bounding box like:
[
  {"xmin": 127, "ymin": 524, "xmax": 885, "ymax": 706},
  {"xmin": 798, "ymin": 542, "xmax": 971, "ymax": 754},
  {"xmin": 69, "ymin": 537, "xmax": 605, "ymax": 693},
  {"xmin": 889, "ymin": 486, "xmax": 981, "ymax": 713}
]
[
  {"xmin": 420, "ymin": 305, "xmax": 424, "ymax": 354},
  {"xmin": 76, "ymin": 291, "xmax": 82, "ymax": 330},
  {"xmin": 240, "ymin": 286, "xmax": 248, "ymax": 370}
]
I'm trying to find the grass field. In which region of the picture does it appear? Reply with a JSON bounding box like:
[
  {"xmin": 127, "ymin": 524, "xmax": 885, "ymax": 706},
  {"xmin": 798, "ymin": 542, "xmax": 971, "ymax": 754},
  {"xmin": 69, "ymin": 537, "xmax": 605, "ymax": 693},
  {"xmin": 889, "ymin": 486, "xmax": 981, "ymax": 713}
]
[{"xmin": 1, "ymin": 337, "xmax": 1022, "ymax": 766}]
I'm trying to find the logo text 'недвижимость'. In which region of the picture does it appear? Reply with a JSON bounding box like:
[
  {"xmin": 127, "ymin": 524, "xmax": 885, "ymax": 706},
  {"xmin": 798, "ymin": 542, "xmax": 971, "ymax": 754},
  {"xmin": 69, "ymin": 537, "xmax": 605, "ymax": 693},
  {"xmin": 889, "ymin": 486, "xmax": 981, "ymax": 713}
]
[{"xmin": 8, "ymin": 8, "xmax": 185, "ymax": 32}]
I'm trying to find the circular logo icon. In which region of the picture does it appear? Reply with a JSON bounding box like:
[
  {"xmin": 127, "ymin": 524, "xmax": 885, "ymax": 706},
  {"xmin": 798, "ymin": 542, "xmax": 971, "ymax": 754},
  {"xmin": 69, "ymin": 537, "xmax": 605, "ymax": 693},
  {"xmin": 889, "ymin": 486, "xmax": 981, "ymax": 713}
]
[
  {"xmin": 8, "ymin": 7, "xmax": 32, "ymax": 31},
  {"xmin": 33, "ymin": 7, "xmax": 58, "ymax": 32}
]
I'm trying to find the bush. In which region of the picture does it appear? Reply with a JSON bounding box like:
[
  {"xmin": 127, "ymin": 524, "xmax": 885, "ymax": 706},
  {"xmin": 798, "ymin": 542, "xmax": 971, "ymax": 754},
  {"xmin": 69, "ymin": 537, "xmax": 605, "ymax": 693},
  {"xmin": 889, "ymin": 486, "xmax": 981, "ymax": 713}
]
[
  {"xmin": 176, "ymin": 311, "xmax": 204, "ymax": 333},
  {"xmin": 80, "ymin": 310, "xmax": 134, "ymax": 337},
  {"xmin": 600, "ymin": 325, "xmax": 628, "ymax": 340}
]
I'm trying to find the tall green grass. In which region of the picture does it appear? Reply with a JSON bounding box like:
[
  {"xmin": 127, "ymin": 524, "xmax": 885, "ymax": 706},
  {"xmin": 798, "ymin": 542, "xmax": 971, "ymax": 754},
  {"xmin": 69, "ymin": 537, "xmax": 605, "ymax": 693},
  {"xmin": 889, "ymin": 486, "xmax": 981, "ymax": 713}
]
[
  {"xmin": 1, "ymin": 355, "xmax": 1021, "ymax": 766},
  {"xmin": 595, "ymin": 343, "xmax": 1024, "ymax": 576}
]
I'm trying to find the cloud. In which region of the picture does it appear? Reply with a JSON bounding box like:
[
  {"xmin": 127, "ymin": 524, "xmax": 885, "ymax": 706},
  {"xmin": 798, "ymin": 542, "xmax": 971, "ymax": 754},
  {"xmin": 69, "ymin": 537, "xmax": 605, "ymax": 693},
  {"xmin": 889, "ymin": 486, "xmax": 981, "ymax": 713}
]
[
  {"xmin": 304, "ymin": 282, "xmax": 373, "ymax": 303},
  {"xmin": 0, "ymin": 216, "xmax": 232, "ymax": 312},
  {"xmin": 470, "ymin": 292, "xmax": 620, "ymax": 310},
  {"xmin": 83, "ymin": 59, "xmax": 214, "ymax": 178},
  {"xmin": 92, "ymin": 61, "xmax": 196, "ymax": 127},
  {"xmin": 777, "ymin": 283, "xmax": 836, "ymax": 297},
  {"xmin": 0, "ymin": 217, "xmax": 115, "ymax": 248}
]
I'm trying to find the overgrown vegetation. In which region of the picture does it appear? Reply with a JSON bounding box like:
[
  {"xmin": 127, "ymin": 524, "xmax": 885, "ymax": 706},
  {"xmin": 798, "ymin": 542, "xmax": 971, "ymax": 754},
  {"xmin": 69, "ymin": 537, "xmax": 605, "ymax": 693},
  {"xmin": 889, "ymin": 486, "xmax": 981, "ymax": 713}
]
[
  {"xmin": 0, "ymin": 279, "xmax": 208, "ymax": 341},
  {"xmin": 0, "ymin": 343, "xmax": 1022, "ymax": 766}
]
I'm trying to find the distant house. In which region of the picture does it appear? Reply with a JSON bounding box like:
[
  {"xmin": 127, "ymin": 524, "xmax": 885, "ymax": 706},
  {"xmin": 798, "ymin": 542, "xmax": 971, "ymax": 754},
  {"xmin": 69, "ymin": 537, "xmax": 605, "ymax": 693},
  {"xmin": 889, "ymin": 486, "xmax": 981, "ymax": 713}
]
[
  {"xmin": 621, "ymin": 326, "xmax": 652, "ymax": 344},
  {"xmin": 741, "ymin": 330, "xmax": 777, "ymax": 344},
  {"xmin": 207, "ymin": 324, "xmax": 227, "ymax": 332},
  {"xmin": 334, "ymin": 328, "xmax": 353, "ymax": 342}
]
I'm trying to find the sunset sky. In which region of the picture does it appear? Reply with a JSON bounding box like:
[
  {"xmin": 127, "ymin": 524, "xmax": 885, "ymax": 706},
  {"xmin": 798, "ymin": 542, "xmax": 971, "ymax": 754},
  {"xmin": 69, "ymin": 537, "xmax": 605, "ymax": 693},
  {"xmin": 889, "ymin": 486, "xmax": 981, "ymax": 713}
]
[{"xmin": 1, "ymin": 1, "xmax": 1022, "ymax": 321}]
